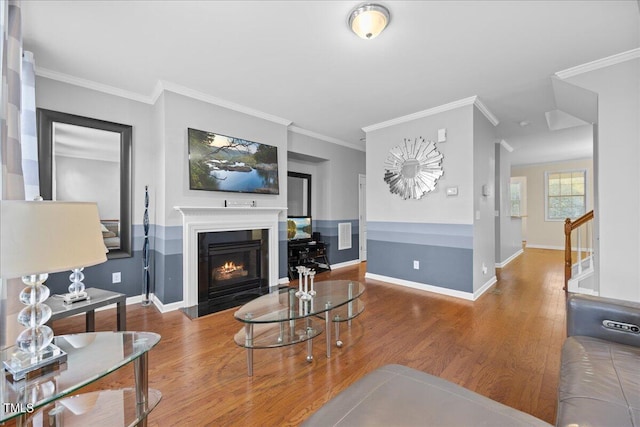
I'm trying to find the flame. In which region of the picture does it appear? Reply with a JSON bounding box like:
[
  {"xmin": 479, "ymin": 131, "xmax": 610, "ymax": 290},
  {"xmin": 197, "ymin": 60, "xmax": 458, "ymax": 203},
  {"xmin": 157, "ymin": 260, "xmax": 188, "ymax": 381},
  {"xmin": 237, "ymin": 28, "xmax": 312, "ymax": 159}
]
[{"xmin": 221, "ymin": 262, "xmax": 242, "ymax": 272}]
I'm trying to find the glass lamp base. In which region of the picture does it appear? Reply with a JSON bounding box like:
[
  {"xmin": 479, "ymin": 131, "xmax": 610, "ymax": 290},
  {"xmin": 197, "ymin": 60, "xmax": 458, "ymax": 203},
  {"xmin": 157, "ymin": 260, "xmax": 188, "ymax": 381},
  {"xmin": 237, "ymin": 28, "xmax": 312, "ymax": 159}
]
[{"xmin": 2, "ymin": 343, "xmax": 67, "ymax": 381}]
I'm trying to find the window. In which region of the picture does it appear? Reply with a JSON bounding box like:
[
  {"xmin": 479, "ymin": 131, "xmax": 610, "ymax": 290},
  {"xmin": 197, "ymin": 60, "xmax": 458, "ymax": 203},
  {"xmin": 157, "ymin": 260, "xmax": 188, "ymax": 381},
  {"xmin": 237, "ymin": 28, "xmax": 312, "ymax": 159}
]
[{"xmin": 545, "ymin": 170, "xmax": 586, "ymax": 221}]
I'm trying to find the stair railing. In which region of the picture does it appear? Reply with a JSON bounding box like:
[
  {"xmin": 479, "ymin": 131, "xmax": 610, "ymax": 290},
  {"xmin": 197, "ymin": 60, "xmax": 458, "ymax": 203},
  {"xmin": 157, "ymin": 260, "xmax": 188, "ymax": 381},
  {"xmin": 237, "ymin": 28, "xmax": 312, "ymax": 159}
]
[{"xmin": 564, "ymin": 210, "xmax": 594, "ymax": 290}]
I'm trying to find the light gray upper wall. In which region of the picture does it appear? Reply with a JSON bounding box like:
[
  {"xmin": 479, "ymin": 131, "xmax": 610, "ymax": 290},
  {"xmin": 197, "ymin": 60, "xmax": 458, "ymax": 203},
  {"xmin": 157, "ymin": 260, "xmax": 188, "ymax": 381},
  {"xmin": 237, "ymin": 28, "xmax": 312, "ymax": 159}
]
[
  {"xmin": 288, "ymin": 131, "xmax": 364, "ymax": 221},
  {"xmin": 366, "ymin": 105, "xmax": 474, "ymax": 224},
  {"xmin": 472, "ymin": 106, "xmax": 496, "ymax": 291},
  {"xmin": 55, "ymin": 156, "xmax": 120, "ymax": 219},
  {"xmin": 35, "ymin": 76, "xmax": 156, "ymax": 224},
  {"xmin": 150, "ymin": 92, "xmax": 165, "ymax": 228},
  {"xmin": 161, "ymin": 91, "xmax": 288, "ymax": 226},
  {"xmin": 287, "ymin": 158, "xmax": 321, "ymax": 218},
  {"xmin": 565, "ymin": 58, "xmax": 640, "ymax": 302},
  {"xmin": 495, "ymin": 143, "xmax": 522, "ymax": 265}
]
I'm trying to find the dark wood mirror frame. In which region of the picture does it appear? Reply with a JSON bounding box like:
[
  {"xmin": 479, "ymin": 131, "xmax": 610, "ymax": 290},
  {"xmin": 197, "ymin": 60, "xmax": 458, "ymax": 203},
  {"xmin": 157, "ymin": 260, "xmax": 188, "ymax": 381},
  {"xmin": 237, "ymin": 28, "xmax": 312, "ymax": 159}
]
[
  {"xmin": 287, "ymin": 171, "xmax": 311, "ymax": 217},
  {"xmin": 37, "ymin": 108, "xmax": 133, "ymax": 259}
]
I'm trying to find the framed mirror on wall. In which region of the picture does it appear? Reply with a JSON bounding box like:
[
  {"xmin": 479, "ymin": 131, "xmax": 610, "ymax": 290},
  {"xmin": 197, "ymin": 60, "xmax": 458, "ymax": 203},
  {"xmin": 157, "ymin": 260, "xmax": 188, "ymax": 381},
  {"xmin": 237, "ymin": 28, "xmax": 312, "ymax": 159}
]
[
  {"xmin": 37, "ymin": 108, "xmax": 133, "ymax": 259},
  {"xmin": 287, "ymin": 172, "xmax": 311, "ymax": 217}
]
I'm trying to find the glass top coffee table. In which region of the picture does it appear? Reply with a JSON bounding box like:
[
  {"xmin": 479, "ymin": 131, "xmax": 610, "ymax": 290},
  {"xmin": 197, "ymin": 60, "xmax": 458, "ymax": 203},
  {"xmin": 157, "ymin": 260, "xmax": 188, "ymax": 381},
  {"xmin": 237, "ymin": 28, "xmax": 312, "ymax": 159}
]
[{"xmin": 234, "ymin": 280, "xmax": 365, "ymax": 376}]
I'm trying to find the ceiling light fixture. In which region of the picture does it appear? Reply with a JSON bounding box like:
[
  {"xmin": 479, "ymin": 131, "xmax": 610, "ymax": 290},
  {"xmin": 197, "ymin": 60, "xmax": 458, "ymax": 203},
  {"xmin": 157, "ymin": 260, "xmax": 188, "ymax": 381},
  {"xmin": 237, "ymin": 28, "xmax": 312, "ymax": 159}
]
[{"xmin": 349, "ymin": 3, "xmax": 390, "ymax": 40}]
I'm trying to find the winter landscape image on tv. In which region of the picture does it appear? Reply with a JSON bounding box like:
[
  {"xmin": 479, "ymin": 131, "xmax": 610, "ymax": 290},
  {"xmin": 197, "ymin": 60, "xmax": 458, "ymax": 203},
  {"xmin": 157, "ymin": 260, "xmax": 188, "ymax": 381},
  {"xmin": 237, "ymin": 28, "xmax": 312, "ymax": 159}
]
[{"xmin": 188, "ymin": 128, "xmax": 279, "ymax": 194}]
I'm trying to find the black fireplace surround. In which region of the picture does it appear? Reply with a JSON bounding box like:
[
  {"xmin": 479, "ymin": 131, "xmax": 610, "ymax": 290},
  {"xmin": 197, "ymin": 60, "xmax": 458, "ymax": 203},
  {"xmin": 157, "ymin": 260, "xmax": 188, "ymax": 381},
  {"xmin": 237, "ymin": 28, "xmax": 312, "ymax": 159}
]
[{"xmin": 196, "ymin": 229, "xmax": 270, "ymax": 316}]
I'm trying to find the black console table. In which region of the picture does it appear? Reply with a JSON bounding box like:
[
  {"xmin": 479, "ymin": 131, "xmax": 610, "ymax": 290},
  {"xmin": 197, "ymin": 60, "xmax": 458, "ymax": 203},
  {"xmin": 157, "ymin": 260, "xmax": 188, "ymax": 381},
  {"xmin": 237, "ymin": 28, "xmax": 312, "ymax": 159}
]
[{"xmin": 288, "ymin": 240, "xmax": 331, "ymax": 279}]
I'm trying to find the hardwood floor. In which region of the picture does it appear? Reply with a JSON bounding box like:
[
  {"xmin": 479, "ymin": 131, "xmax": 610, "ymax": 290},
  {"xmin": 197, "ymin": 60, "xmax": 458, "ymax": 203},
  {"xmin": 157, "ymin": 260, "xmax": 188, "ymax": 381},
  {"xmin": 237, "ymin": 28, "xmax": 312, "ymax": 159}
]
[{"xmin": 25, "ymin": 248, "xmax": 567, "ymax": 426}]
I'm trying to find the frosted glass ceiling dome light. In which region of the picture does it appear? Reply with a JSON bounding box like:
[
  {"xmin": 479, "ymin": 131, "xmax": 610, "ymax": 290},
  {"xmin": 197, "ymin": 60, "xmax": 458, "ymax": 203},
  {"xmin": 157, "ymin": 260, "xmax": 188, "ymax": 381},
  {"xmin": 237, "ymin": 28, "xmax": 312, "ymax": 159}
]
[{"xmin": 349, "ymin": 3, "xmax": 390, "ymax": 39}]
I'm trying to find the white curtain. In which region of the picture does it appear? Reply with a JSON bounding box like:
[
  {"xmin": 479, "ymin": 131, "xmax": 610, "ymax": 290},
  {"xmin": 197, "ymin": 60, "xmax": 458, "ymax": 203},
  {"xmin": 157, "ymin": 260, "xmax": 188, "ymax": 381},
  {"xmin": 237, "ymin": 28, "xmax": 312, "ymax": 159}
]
[
  {"xmin": 1, "ymin": 0, "xmax": 38, "ymax": 350},
  {"xmin": 21, "ymin": 49, "xmax": 38, "ymax": 200},
  {"xmin": 1, "ymin": 0, "xmax": 24, "ymax": 200}
]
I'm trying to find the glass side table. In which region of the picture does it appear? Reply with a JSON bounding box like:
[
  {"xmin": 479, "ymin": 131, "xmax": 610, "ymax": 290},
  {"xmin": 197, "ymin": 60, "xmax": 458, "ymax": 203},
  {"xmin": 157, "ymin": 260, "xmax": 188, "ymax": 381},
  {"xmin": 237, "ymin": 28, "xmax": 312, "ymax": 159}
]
[{"xmin": 0, "ymin": 331, "xmax": 161, "ymax": 427}]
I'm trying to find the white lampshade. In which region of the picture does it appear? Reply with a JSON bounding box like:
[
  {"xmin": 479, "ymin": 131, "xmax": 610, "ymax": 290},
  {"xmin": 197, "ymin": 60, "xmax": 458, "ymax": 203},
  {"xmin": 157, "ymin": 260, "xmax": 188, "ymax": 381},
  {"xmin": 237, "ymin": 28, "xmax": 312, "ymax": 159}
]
[
  {"xmin": 349, "ymin": 3, "xmax": 390, "ymax": 40},
  {"xmin": 0, "ymin": 200, "xmax": 107, "ymax": 279}
]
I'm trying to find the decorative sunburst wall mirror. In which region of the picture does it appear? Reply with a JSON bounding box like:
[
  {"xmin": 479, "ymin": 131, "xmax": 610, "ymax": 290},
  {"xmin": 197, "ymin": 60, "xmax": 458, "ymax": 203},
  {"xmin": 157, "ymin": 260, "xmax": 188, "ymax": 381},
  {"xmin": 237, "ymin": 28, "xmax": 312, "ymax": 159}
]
[{"xmin": 383, "ymin": 137, "xmax": 444, "ymax": 200}]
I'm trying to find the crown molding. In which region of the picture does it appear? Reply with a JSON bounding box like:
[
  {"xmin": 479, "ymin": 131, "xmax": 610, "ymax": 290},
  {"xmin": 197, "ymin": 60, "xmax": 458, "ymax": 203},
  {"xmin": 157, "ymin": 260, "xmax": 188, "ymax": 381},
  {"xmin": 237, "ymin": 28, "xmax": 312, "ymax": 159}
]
[
  {"xmin": 473, "ymin": 97, "xmax": 500, "ymax": 126},
  {"xmin": 34, "ymin": 68, "xmax": 293, "ymax": 127},
  {"xmin": 157, "ymin": 80, "xmax": 292, "ymax": 126},
  {"xmin": 150, "ymin": 80, "xmax": 165, "ymax": 104},
  {"xmin": 497, "ymin": 139, "xmax": 514, "ymax": 152},
  {"xmin": 35, "ymin": 66, "xmax": 154, "ymax": 104},
  {"xmin": 288, "ymin": 126, "xmax": 365, "ymax": 152},
  {"xmin": 362, "ymin": 95, "xmax": 499, "ymax": 133},
  {"xmin": 555, "ymin": 48, "xmax": 640, "ymax": 79}
]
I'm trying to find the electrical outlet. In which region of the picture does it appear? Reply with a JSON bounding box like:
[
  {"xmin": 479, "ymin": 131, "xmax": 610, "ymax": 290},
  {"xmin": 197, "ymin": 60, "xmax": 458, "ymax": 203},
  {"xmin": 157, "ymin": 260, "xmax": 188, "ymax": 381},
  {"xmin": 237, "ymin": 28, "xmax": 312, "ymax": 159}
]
[
  {"xmin": 112, "ymin": 272, "xmax": 121, "ymax": 284},
  {"xmin": 413, "ymin": 260, "xmax": 419, "ymax": 270},
  {"xmin": 482, "ymin": 263, "xmax": 488, "ymax": 275}
]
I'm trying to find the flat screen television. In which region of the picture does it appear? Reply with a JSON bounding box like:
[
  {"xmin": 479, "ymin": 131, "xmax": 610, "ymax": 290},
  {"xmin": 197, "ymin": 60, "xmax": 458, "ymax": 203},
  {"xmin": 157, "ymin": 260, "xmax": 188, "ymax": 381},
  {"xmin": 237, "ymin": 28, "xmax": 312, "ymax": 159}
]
[
  {"xmin": 188, "ymin": 128, "xmax": 279, "ymax": 194},
  {"xmin": 287, "ymin": 217, "xmax": 312, "ymax": 241}
]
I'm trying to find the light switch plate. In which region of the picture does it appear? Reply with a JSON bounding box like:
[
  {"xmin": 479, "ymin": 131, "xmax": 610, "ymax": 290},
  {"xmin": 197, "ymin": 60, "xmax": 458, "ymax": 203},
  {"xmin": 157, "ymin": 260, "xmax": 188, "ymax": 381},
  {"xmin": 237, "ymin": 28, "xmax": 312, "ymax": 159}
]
[
  {"xmin": 446, "ymin": 186, "xmax": 458, "ymax": 197},
  {"xmin": 437, "ymin": 128, "xmax": 447, "ymax": 143}
]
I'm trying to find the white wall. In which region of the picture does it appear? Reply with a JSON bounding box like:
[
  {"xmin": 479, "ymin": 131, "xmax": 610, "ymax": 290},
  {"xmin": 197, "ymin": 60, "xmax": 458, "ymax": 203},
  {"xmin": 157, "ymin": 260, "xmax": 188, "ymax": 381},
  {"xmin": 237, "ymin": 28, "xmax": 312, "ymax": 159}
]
[
  {"xmin": 55, "ymin": 156, "xmax": 120, "ymax": 219},
  {"xmin": 511, "ymin": 159, "xmax": 594, "ymax": 250},
  {"xmin": 161, "ymin": 90, "xmax": 288, "ymax": 227},
  {"xmin": 512, "ymin": 158, "xmax": 594, "ymax": 250},
  {"xmin": 565, "ymin": 58, "xmax": 640, "ymax": 301},
  {"xmin": 366, "ymin": 105, "xmax": 474, "ymax": 224},
  {"xmin": 36, "ymin": 77, "xmax": 156, "ymax": 223},
  {"xmin": 287, "ymin": 131, "xmax": 364, "ymax": 222}
]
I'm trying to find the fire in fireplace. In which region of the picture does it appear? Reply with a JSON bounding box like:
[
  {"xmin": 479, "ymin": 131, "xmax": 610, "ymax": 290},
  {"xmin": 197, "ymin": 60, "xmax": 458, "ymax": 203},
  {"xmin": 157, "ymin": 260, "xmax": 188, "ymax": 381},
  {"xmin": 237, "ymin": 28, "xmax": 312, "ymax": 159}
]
[
  {"xmin": 197, "ymin": 230, "xmax": 269, "ymax": 316},
  {"xmin": 214, "ymin": 261, "xmax": 248, "ymax": 281}
]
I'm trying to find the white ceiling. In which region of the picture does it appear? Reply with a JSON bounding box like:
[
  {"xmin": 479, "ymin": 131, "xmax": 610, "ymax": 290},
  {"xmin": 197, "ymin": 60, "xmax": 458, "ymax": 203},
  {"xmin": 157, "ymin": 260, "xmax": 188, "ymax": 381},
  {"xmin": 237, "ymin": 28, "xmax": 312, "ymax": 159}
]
[{"xmin": 22, "ymin": 1, "xmax": 639, "ymax": 164}]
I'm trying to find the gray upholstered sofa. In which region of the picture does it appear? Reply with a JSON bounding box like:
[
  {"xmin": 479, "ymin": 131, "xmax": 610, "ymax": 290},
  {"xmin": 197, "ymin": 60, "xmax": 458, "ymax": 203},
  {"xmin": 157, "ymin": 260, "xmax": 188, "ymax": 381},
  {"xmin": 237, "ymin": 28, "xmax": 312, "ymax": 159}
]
[{"xmin": 303, "ymin": 294, "xmax": 640, "ymax": 426}]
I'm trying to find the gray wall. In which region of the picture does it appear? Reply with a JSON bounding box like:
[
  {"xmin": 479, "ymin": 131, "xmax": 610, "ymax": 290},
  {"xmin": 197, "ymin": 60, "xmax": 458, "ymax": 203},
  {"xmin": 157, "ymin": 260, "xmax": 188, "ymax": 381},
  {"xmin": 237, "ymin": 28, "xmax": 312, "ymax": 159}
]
[
  {"xmin": 155, "ymin": 90, "xmax": 289, "ymax": 302},
  {"xmin": 35, "ymin": 79, "xmax": 293, "ymax": 305},
  {"xmin": 287, "ymin": 131, "xmax": 365, "ymax": 267},
  {"xmin": 472, "ymin": 106, "xmax": 497, "ymax": 292},
  {"xmin": 365, "ymin": 105, "xmax": 477, "ymax": 293},
  {"xmin": 35, "ymin": 76, "xmax": 155, "ymax": 298}
]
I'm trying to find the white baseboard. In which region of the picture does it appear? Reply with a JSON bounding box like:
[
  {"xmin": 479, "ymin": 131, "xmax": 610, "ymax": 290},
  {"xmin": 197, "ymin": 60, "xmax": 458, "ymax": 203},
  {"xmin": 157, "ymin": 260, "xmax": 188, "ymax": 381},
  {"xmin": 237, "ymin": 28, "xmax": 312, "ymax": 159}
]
[
  {"xmin": 495, "ymin": 249, "xmax": 523, "ymax": 268},
  {"xmin": 278, "ymin": 277, "xmax": 290, "ymax": 285},
  {"xmin": 526, "ymin": 244, "xmax": 591, "ymax": 252},
  {"xmin": 474, "ymin": 276, "xmax": 498, "ymax": 300},
  {"xmin": 364, "ymin": 273, "xmax": 473, "ymax": 301},
  {"xmin": 567, "ymin": 288, "xmax": 599, "ymax": 296},
  {"xmin": 525, "ymin": 244, "xmax": 564, "ymax": 251},
  {"xmin": 331, "ymin": 259, "xmax": 361, "ymax": 270},
  {"xmin": 364, "ymin": 273, "xmax": 497, "ymax": 302},
  {"xmin": 148, "ymin": 294, "xmax": 183, "ymax": 313}
]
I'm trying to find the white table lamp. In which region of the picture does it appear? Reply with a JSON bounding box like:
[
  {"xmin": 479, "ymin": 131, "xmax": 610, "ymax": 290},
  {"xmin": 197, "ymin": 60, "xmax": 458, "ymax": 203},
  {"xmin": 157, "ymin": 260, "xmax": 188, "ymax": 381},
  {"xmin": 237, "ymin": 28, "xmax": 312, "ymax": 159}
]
[{"xmin": 0, "ymin": 200, "xmax": 107, "ymax": 380}]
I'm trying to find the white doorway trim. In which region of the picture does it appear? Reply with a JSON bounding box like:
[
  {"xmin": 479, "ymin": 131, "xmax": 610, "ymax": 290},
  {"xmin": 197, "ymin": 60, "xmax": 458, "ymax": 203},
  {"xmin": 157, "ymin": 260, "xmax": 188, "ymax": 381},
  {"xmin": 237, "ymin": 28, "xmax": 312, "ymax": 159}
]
[{"xmin": 359, "ymin": 174, "xmax": 367, "ymax": 261}]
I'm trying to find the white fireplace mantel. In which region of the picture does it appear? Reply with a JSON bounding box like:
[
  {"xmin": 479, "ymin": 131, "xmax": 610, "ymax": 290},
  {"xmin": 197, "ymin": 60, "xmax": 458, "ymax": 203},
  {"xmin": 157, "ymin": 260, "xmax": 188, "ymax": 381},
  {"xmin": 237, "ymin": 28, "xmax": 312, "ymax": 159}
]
[{"xmin": 174, "ymin": 206, "xmax": 287, "ymax": 308}]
